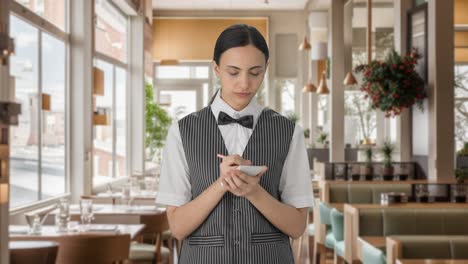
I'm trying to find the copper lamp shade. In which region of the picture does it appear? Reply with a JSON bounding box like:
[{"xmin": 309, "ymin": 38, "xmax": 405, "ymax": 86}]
[
  {"xmin": 298, "ymin": 37, "xmax": 311, "ymax": 50},
  {"xmin": 316, "ymin": 72, "xmax": 329, "ymax": 94},
  {"xmin": 302, "ymin": 82, "xmax": 317, "ymax": 93},
  {"xmin": 343, "ymin": 71, "xmax": 358, "ymax": 86}
]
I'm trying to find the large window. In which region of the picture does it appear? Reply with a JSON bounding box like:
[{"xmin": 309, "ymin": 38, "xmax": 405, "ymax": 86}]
[
  {"xmin": 345, "ymin": 0, "xmax": 394, "ymax": 147},
  {"xmin": 95, "ymin": 0, "xmax": 127, "ymax": 63},
  {"xmin": 15, "ymin": 0, "xmax": 67, "ymax": 31},
  {"xmin": 93, "ymin": 0, "xmax": 129, "ymax": 186},
  {"xmin": 278, "ymin": 79, "xmax": 296, "ymax": 117},
  {"xmin": 455, "ymin": 65, "xmax": 468, "ymax": 151},
  {"xmin": 9, "ymin": 14, "xmax": 67, "ymax": 208},
  {"xmin": 93, "ymin": 60, "xmax": 127, "ymax": 185},
  {"xmin": 154, "ymin": 63, "xmax": 211, "ymax": 121}
]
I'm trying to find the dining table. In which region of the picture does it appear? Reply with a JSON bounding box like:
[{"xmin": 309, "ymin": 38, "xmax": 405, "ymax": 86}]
[
  {"xmin": 9, "ymin": 224, "xmax": 145, "ymax": 240},
  {"xmin": 397, "ymin": 260, "xmax": 468, "ymax": 264},
  {"xmin": 48, "ymin": 204, "xmax": 166, "ymax": 224}
]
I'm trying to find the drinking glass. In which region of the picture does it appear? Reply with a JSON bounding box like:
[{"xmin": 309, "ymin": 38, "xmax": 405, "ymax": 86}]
[{"xmin": 79, "ymin": 199, "xmax": 94, "ymax": 230}]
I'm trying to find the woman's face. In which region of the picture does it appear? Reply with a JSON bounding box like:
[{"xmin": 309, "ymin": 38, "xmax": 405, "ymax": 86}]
[{"xmin": 213, "ymin": 45, "xmax": 268, "ymax": 111}]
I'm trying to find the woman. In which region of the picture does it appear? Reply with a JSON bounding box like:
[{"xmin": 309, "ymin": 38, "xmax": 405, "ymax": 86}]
[{"xmin": 156, "ymin": 24, "xmax": 314, "ymax": 264}]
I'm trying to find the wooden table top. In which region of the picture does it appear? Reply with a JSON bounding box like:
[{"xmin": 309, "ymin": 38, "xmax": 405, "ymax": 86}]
[
  {"xmin": 51, "ymin": 204, "xmax": 166, "ymax": 216},
  {"xmin": 397, "ymin": 260, "xmax": 468, "ymax": 264},
  {"xmin": 9, "ymin": 224, "xmax": 145, "ymax": 240},
  {"xmin": 321, "ymin": 179, "xmax": 461, "ymax": 185},
  {"xmin": 345, "ymin": 203, "xmax": 468, "ymax": 210},
  {"xmin": 9, "ymin": 240, "xmax": 59, "ymax": 250}
]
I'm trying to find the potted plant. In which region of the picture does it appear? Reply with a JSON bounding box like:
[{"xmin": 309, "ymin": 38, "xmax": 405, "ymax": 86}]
[
  {"xmin": 455, "ymin": 168, "xmax": 468, "ymax": 184},
  {"xmin": 456, "ymin": 142, "xmax": 468, "ymax": 168},
  {"xmin": 454, "ymin": 168, "xmax": 468, "ymax": 203},
  {"xmin": 360, "ymin": 147, "xmax": 374, "ymax": 181},
  {"xmin": 354, "ymin": 49, "xmax": 426, "ymax": 118},
  {"xmin": 286, "ymin": 112, "xmax": 300, "ymax": 124},
  {"xmin": 145, "ymin": 83, "xmax": 172, "ymax": 162},
  {"xmin": 380, "ymin": 141, "xmax": 395, "ymax": 181},
  {"xmin": 303, "ymin": 128, "xmax": 310, "ymax": 139},
  {"xmin": 316, "ymin": 132, "xmax": 328, "ymax": 148}
]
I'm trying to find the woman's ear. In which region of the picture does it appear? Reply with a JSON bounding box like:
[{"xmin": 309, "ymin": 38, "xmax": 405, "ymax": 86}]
[{"xmin": 212, "ymin": 60, "xmax": 220, "ymax": 78}]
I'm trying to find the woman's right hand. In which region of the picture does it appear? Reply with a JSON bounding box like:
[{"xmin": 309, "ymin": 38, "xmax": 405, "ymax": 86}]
[{"xmin": 217, "ymin": 154, "xmax": 251, "ymax": 189}]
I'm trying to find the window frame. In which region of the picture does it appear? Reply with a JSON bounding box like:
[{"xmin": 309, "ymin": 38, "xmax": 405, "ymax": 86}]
[
  {"xmin": 92, "ymin": 0, "xmax": 130, "ymax": 187},
  {"xmin": 454, "ymin": 62, "xmax": 468, "ymax": 151},
  {"xmin": 9, "ymin": 0, "xmax": 70, "ymax": 210}
]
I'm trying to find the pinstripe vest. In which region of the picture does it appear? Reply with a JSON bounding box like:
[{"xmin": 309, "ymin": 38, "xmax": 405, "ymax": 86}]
[{"xmin": 178, "ymin": 106, "xmax": 295, "ymax": 264}]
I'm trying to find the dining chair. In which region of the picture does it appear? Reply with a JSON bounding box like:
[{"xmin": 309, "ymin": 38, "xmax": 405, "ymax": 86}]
[
  {"xmin": 129, "ymin": 212, "xmax": 172, "ymax": 264},
  {"xmin": 15, "ymin": 234, "xmax": 131, "ymax": 264},
  {"xmin": 9, "ymin": 241, "xmax": 58, "ymax": 264}
]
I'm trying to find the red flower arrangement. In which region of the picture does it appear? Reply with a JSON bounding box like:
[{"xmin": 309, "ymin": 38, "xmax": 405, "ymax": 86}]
[{"xmin": 354, "ymin": 50, "xmax": 427, "ymax": 117}]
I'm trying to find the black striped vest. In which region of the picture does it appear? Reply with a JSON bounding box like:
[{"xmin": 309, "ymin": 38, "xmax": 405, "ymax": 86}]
[{"xmin": 178, "ymin": 106, "xmax": 295, "ymax": 264}]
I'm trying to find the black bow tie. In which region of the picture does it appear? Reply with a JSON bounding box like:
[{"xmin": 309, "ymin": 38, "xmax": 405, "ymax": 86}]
[{"xmin": 217, "ymin": 111, "xmax": 254, "ymax": 129}]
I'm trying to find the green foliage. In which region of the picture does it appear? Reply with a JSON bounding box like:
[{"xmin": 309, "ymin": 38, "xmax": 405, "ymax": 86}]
[
  {"xmin": 145, "ymin": 83, "xmax": 172, "ymax": 156},
  {"xmin": 455, "ymin": 168, "xmax": 468, "ymax": 182},
  {"xmin": 458, "ymin": 142, "xmax": 468, "ymax": 157},
  {"xmin": 363, "ymin": 147, "xmax": 373, "ymax": 165},
  {"xmin": 354, "ymin": 49, "xmax": 426, "ymax": 117},
  {"xmin": 286, "ymin": 112, "xmax": 300, "ymax": 124},
  {"xmin": 380, "ymin": 141, "xmax": 395, "ymax": 167},
  {"xmin": 303, "ymin": 128, "xmax": 310, "ymax": 138},
  {"xmin": 316, "ymin": 132, "xmax": 328, "ymax": 145}
]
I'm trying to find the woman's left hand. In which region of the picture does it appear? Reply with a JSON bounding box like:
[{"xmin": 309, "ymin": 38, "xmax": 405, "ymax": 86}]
[{"xmin": 222, "ymin": 166, "xmax": 268, "ymax": 198}]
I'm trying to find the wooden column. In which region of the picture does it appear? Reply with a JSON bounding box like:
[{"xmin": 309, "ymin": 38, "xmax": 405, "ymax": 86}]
[
  {"xmin": 329, "ymin": 0, "xmax": 346, "ymax": 162},
  {"xmin": 428, "ymin": 0, "xmax": 455, "ymax": 180}
]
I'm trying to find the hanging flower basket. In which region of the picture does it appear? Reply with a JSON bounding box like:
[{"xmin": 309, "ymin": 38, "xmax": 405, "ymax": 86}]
[{"xmin": 354, "ymin": 49, "xmax": 427, "ymax": 117}]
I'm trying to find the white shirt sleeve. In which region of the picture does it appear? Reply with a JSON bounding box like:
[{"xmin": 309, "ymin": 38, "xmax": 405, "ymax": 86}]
[
  {"xmin": 155, "ymin": 122, "xmax": 192, "ymax": 207},
  {"xmin": 278, "ymin": 124, "xmax": 314, "ymax": 208}
]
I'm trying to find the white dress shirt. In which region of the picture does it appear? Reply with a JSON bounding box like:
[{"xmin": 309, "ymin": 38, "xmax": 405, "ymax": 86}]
[{"xmin": 156, "ymin": 91, "xmax": 314, "ymax": 208}]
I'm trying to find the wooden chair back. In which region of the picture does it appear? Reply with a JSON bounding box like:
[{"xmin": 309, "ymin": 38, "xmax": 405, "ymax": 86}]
[
  {"xmin": 139, "ymin": 212, "xmax": 170, "ymax": 263},
  {"xmin": 15, "ymin": 234, "xmax": 130, "ymax": 264},
  {"xmin": 9, "ymin": 241, "xmax": 58, "ymax": 264}
]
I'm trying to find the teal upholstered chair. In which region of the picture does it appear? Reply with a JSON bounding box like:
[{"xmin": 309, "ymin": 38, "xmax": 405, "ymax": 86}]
[
  {"xmin": 361, "ymin": 240, "xmax": 386, "ymax": 264},
  {"xmin": 319, "ymin": 202, "xmax": 335, "ymax": 250},
  {"xmin": 330, "ymin": 208, "xmax": 345, "ymax": 260}
]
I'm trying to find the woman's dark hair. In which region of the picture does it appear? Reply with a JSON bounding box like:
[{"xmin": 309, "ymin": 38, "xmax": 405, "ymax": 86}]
[{"xmin": 213, "ymin": 24, "xmax": 269, "ymax": 65}]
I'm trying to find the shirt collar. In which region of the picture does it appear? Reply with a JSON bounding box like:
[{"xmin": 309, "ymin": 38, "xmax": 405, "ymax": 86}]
[{"xmin": 211, "ymin": 89, "xmax": 264, "ymax": 127}]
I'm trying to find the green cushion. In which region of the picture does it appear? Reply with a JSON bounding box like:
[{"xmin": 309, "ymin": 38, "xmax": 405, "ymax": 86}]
[
  {"xmin": 307, "ymin": 224, "xmax": 315, "ymax": 236},
  {"xmin": 401, "ymin": 238, "xmax": 451, "ymax": 259},
  {"xmin": 330, "ymin": 208, "xmax": 344, "ymax": 242},
  {"xmin": 383, "ymin": 210, "xmax": 445, "ymax": 236},
  {"xmin": 319, "ymin": 202, "xmax": 333, "ymax": 225},
  {"xmin": 348, "ymin": 185, "xmax": 373, "ymax": 203},
  {"xmin": 335, "ymin": 241, "xmax": 345, "ymax": 258},
  {"xmin": 443, "ymin": 210, "xmax": 468, "ymax": 235},
  {"xmin": 359, "ymin": 209, "xmax": 383, "ymax": 236},
  {"xmin": 451, "ymin": 238, "xmax": 468, "ymax": 258},
  {"xmin": 362, "ymin": 241, "xmax": 386, "ymax": 264},
  {"xmin": 325, "ymin": 230, "xmax": 336, "ymax": 249},
  {"xmin": 329, "ymin": 185, "xmax": 348, "ymax": 203},
  {"xmin": 392, "ymin": 236, "xmax": 468, "ymax": 259},
  {"xmin": 129, "ymin": 242, "xmax": 170, "ymax": 261}
]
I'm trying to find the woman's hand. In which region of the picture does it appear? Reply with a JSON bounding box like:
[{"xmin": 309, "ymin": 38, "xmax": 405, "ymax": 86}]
[
  {"xmin": 222, "ymin": 166, "xmax": 268, "ymax": 198},
  {"xmin": 217, "ymin": 154, "xmax": 251, "ymax": 178}
]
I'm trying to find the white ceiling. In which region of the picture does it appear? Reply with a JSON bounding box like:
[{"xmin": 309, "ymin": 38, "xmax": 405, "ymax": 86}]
[{"xmin": 152, "ymin": 0, "xmax": 310, "ymax": 11}]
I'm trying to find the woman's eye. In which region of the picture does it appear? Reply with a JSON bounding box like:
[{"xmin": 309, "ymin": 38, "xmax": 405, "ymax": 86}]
[
  {"xmin": 229, "ymin": 72, "xmax": 239, "ymax": 76},
  {"xmin": 250, "ymin": 72, "xmax": 260, "ymax": 77}
]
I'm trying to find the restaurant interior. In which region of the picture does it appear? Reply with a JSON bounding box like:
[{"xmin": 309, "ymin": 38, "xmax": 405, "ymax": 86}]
[{"xmin": 0, "ymin": 0, "xmax": 467, "ymax": 263}]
